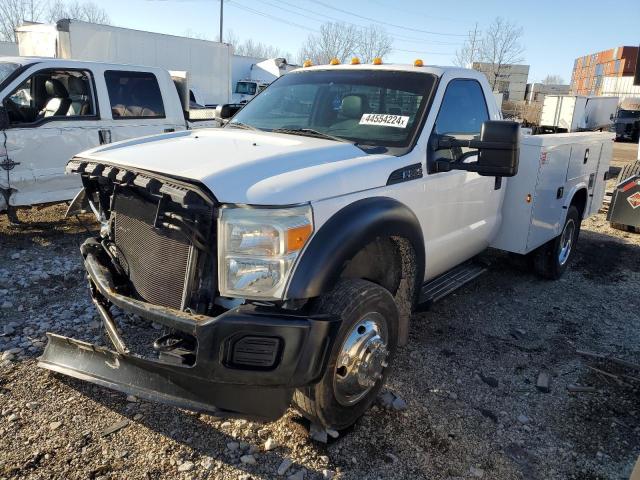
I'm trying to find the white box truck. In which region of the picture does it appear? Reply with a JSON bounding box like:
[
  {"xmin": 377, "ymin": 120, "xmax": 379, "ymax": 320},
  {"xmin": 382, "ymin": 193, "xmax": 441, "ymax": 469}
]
[
  {"xmin": 15, "ymin": 20, "xmax": 233, "ymax": 106},
  {"xmin": 538, "ymin": 95, "xmax": 618, "ymax": 133},
  {"xmin": 40, "ymin": 63, "xmax": 614, "ymax": 432},
  {"xmin": 232, "ymin": 57, "xmax": 296, "ymax": 104}
]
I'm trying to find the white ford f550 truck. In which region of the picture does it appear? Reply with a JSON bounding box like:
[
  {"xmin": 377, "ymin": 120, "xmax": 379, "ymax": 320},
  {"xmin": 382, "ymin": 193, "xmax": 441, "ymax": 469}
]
[{"xmin": 39, "ymin": 63, "xmax": 613, "ymax": 431}]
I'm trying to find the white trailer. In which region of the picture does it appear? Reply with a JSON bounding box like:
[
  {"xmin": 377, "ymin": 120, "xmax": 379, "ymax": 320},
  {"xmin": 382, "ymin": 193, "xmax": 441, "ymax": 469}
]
[
  {"xmin": 539, "ymin": 95, "xmax": 618, "ymax": 133},
  {"xmin": 15, "ymin": 20, "xmax": 233, "ymax": 106}
]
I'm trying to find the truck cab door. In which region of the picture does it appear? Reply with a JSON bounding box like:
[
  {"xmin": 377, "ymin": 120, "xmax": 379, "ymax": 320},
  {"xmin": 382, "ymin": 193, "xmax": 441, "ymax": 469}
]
[
  {"xmin": 103, "ymin": 70, "xmax": 185, "ymax": 141},
  {"xmin": 422, "ymin": 79, "xmax": 503, "ymax": 278},
  {"xmin": 1, "ymin": 67, "xmax": 104, "ymax": 208}
]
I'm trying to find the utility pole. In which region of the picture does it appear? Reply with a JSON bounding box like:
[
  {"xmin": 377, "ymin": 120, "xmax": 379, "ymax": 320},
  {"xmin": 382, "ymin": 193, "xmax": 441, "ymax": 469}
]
[{"xmin": 219, "ymin": 0, "xmax": 224, "ymax": 43}]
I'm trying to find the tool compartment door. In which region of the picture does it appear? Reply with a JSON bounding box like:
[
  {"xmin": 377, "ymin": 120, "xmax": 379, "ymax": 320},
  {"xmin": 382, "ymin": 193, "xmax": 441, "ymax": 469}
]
[
  {"xmin": 525, "ymin": 143, "xmax": 572, "ymax": 251},
  {"xmin": 587, "ymin": 140, "xmax": 612, "ymax": 217}
]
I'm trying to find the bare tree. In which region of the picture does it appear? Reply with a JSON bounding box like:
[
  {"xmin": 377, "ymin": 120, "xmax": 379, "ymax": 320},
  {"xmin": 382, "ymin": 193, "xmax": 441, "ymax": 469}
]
[
  {"xmin": 356, "ymin": 25, "xmax": 392, "ymax": 63},
  {"xmin": 298, "ymin": 22, "xmax": 359, "ymax": 65},
  {"xmin": 235, "ymin": 38, "xmax": 284, "ymax": 59},
  {"xmin": 219, "ymin": 29, "xmax": 289, "ymax": 59},
  {"xmin": 47, "ymin": 0, "xmax": 109, "ymax": 24},
  {"xmin": 454, "ymin": 23, "xmax": 480, "ymax": 68},
  {"xmin": 183, "ymin": 28, "xmax": 211, "ymax": 41},
  {"xmin": 542, "ymin": 74, "xmax": 565, "ymax": 85},
  {"xmin": 0, "ymin": 0, "xmax": 46, "ymax": 41},
  {"xmin": 478, "ymin": 17, "xmax": 525, "ymax": 90}
]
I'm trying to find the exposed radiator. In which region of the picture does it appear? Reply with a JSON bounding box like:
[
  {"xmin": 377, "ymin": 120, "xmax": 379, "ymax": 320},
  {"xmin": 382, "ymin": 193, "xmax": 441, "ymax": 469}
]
[{"xmin": 113, "ymin": 190, "xmax": 193, "ymax": 310}]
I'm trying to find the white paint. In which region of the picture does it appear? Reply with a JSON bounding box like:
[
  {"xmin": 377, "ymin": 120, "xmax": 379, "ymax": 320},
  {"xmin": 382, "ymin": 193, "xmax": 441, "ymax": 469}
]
[
  {"xmin": 0, "ymin": 57, "xmax": 215, "ymax": 209},
  {"xmin": 66, "ymin": 65, "xmax": 614, "ymax": 286},
  {"xmin": 490, "ymin": 132, "xmax": 614, "ymax": 254}
]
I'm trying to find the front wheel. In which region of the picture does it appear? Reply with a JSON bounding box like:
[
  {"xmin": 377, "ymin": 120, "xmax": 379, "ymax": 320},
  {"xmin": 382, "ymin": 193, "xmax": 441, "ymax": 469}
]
[
  {"xmin": 293, "ymin": 279, "xmax": 398, "ymax": 430},
  {"xmin": 532, "ymin": 205, "xmax": 581, "ymax": 279}
]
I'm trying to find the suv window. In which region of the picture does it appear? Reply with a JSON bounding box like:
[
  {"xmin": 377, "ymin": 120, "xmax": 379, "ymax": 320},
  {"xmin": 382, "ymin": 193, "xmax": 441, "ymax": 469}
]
[
  {"xmin": 3, "ymin": 69, "xmax": 95, "ymax": 125},
  {"xmin": 434, "ymin": 79, "xmax": 488, "ymax": 136},
  {"xmin": 104, "ymin": 70, "xmax": 165, "ymax": 119}
]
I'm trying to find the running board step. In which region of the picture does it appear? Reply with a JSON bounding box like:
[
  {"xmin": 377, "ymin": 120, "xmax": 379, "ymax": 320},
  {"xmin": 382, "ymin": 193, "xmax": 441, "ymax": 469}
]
[{"xmin": 418, "ymin": 261, "xmax": 487, "ymax": 306}]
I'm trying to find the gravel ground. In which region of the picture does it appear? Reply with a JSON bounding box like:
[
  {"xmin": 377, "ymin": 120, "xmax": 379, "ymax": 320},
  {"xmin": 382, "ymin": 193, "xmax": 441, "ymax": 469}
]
[{"xmin": 1, "ymin": 143, "xmax": 639, "ymax": 480}]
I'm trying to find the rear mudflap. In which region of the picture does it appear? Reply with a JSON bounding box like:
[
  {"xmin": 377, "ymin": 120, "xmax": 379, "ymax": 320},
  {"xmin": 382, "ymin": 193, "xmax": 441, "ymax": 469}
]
[{"xmin": 38, "ymin": 333, "xmax": 293, "ymax": 421}]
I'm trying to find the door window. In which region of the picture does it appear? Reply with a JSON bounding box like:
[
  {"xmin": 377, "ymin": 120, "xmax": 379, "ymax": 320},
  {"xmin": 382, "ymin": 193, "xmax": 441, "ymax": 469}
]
[
  {"xmin": 431, "ymin": 79, "xmax": 489, "ymax": 164},
  {"xmin": 3, "ymin": 70, "xmax": 95, "ymax": 125},
  {"xmin": 434, "ymin": 79, "xmax": 489, "ymax": 136},
  {"xmin": 104, "ymin": 71, "xmax": 165, "ymax": 119}
]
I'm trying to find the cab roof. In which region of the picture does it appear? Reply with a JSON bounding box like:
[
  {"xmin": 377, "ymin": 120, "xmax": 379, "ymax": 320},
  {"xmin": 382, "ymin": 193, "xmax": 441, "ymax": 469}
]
[
  {"xmin": 290, "ymin": 63, "xmax": 478, "ymax": 79},
  {"xmin": 0, "ymin": 55, "xmax": 168, "ymax": 73}
]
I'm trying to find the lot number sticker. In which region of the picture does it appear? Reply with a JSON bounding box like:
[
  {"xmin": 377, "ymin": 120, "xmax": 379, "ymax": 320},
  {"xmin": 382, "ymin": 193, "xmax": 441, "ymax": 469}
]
[{"xmin": 359, "ymin": 113, "xmax": 409, "ymax": 128}]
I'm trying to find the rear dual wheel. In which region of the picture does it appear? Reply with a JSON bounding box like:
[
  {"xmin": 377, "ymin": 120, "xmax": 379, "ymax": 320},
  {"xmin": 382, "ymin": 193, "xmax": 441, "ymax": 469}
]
[{"xmin": 293, "ymin": 279, "xmax": 398, "ymax": 430}]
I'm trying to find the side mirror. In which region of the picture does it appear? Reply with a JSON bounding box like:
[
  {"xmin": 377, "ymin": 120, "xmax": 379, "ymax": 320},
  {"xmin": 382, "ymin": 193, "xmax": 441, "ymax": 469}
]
[
  {"xmin": 0, "ymin": 106, "xmax": 9, "ymax": 130},
  {"xmin": 436, "ymin": 121, "xmax": 520, "ymax": 177},
  {"xmin": 215, "ymin": 103, "xmax": 243, "ymax": 120}
]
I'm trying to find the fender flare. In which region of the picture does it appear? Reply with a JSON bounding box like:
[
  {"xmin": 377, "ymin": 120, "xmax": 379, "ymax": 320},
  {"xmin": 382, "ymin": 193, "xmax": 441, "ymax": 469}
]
[
  {"xmin": 285, "ymin": 196, "xmax": 425, "ymax": 301},
  {"xmin": 563, "ymin": 183, "xmax": 589, "ymax": 222}
]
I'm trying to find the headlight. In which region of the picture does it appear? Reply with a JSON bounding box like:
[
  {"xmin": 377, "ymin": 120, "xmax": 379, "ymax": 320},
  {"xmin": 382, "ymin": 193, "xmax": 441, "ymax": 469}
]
[{"xmin": 218, "ymin": 205, "xmax": 313, "ymax": 299}]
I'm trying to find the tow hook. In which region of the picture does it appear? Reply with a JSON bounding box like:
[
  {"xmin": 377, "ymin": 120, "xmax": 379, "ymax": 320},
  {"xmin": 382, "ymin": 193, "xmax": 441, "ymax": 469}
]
[{"xmin": 153, "ymin": 333, "xmax": 196, "ymax": 366}]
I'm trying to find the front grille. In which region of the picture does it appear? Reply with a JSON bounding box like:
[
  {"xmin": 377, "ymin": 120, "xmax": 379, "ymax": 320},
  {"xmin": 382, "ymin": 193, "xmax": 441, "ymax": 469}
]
[{"xmin": 113, "ymin": 190, "xmax": 193, "ymax": 310}]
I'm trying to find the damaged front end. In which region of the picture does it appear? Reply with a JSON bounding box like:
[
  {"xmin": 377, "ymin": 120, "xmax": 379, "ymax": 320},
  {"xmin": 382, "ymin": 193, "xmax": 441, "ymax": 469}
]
[{"xmin": 38, "ymin": 159, "xmax": 339, "ymax": 421}]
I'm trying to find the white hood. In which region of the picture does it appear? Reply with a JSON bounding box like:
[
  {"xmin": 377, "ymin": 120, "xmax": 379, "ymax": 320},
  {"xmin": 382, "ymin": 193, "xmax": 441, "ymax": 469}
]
[{"xmin": 77, "ymin": 128, "xmax": 397, "ymax": 205}]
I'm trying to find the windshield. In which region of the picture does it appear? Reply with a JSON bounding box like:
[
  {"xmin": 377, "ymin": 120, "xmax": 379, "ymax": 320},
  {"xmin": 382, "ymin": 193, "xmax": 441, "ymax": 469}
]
[
  {"xmin": 618, "ymin": 109, "xmax": 640, "ymax": 119},
  {"xmin": 0, "ymin": 62, "xmax": 20, "ymax": 85},
  {"xmin": 228, "ymin": 69, "xmax": 437, "ymax": 148},
  {"xmin": 236, "ymin": 81, "xmax": 257, "ymax": 95}
]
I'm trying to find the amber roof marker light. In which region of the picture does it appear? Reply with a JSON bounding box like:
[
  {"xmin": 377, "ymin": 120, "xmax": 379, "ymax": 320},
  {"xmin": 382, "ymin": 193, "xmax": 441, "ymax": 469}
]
[
  {"xmin": 414, "ymin": 59, "xmax": 424, "ymax": 67},
  {"xmin": 329, "ymin": 58, "xmax": 340, "ymax": 65},
  {"xmin": 350, "ymin": 57, "xmax": 360, "ymax": 65},
  {"xmin": 372, "ymin": 57, "xmax": 383, "ymax": 65},
  {"xmin": 303, "ymin": 59, "xmax": 313, "ymax": 67}
]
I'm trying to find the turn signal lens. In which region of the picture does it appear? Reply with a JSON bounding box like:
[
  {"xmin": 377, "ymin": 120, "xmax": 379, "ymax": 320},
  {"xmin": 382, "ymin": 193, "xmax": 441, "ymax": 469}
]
[
  {"xmin": 372, "ymin": 57, "xmax": 383, "ymax": 65},
  {"xmin": 414, "ymin": 59, "xmax": 424, "ymax": 67},
  {"xmin": 303, "ymin": 59, "xmax": 313, "ymax": 67},
  {"xmin": 350, "ymin": 57, "xmax": 360, "ymax": 65},
  {"xmin": 329, "ymin": 58, "xmax": 340, "ymax": 65},
  {"xmin": 286, "ymin": 224, "xmax": 313, "ymax": 253}
]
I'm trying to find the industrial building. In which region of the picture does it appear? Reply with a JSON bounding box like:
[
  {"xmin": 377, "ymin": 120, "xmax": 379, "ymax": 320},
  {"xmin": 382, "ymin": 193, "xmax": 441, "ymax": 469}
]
[
  {"xmin": 472, "ymin": 62, "xmax": 530, "ymax": 102},
  {"xmin": 525, "ymin": 82, "xmax": 570, "ymax": 104},
  {"xmin": 570, "ymin": 46, "xmax": 638, "ymax": 96}
]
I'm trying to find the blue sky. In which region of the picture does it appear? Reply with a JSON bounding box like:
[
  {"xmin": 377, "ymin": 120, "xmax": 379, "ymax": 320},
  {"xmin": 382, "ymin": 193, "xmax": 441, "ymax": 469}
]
[{"xmin": 103, "ymin": 0, "xmax": 639, "ymax": 83}]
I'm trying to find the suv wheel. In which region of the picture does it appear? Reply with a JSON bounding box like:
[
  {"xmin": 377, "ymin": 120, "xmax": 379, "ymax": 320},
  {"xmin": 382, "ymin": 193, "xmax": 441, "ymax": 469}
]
[{"xmin": 293, "ymin": 279, "xmax": 398, "ymax": 430}]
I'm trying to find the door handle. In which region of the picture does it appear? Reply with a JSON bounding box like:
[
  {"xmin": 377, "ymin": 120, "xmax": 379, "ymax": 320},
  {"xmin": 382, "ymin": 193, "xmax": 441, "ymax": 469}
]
[{"xmin": 99, "ymin": 129, "xmax": 112, "ymax": 145}]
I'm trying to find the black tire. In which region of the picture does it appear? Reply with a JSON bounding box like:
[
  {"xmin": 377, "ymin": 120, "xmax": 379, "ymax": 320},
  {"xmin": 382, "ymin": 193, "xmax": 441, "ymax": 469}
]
[
  {"xmin": 532, "ymin": 205, "xmax": 581, "ymax": 279},
  {"xmin": 616, "ymin": 160, "xmax": 640, "ymax": 184},
  {"xmin": 293, "ymin": 279, "xmax": 398, "ymax": 430}
]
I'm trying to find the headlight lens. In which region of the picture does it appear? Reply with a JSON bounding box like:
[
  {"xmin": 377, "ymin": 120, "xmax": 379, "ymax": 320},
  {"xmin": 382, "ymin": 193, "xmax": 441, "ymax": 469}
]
[{"xmin": 218, "ymin": 205, "xmax": 313, "ymax": 299}]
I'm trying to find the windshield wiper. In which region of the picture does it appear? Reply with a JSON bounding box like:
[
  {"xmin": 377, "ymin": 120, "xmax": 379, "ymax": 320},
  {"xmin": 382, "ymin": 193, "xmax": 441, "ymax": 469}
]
[
  {"xmin": 271, "ymin": 128, "xmax": 350, "ymax": 143},
  {"xmin": 226, "ymin": 122, "xmax": 260, "ymax": 131}
]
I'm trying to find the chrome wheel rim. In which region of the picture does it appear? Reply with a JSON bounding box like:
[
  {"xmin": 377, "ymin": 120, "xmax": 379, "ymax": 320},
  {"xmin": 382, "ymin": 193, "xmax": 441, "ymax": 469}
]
[
  {"xmin": 558, "ymin": 219, "xmax": 576, "ymax": 266},
  {"xmin": 333, "ymin": 312, "xmax": 389, "ymax": 406}
]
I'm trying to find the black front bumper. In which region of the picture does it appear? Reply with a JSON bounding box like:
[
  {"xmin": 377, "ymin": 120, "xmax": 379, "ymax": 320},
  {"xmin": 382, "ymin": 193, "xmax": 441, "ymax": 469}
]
[{"xmin": 38, "ymin": 239, "xmax": 339, "ymax": 421}]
